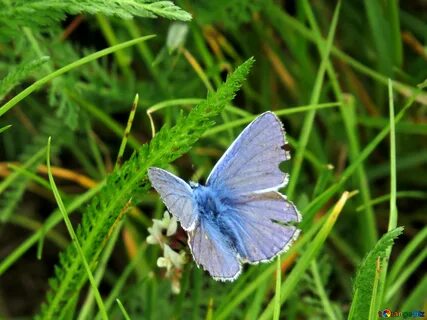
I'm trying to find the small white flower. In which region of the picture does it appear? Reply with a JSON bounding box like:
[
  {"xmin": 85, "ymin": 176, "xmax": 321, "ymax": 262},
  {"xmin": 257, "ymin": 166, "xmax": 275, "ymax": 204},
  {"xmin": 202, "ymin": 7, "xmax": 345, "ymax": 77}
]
[
  {"xmin": 165, "ymin": 244, "xmax": 186, "ymax": 269},
  {"xmin": 146, "ymin": 222, "xmax": 163, "ymax": 245},
  {"xmin": 147, "ymin": 211, "xmax": 185, "ymax": 294},
  {"xmin": 157, "ymin": 244, "xmax": 186, "ymax": 275},
  {"xmin": 157, "ymin": 256, "xmax": 171, "ymax": 272},
  {"xmin": 166, "ymin": 215, "xmax": 177, "ymax": 236},
  {"xmin": 146, "ymin": 211, "xmax": 178, "ymax": 246}
]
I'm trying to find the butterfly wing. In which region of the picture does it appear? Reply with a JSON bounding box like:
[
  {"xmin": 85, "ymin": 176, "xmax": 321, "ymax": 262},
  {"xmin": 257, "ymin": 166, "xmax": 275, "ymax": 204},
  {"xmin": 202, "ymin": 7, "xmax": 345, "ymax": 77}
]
[
  {"xmin": 206, "ymin": 112, "xmax": 289, "ymax": 194},
  {"xmin": 222, "ymin": 191, "xmax": 301, "ymax": 263},
  {"xmin": 148, "ymin": 167, "xmax": 197, "ymax": 231},
  {"xmin": 188, "ymin": 219, "xmax": 242, "ymax": 281}
]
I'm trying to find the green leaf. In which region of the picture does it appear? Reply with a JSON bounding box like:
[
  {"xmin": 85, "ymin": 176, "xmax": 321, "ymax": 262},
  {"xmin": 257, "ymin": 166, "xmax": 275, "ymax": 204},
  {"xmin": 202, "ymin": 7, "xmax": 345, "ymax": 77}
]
[{"xmin": 348, "ymin": 227, "xmax": 404, "ymax": 320}]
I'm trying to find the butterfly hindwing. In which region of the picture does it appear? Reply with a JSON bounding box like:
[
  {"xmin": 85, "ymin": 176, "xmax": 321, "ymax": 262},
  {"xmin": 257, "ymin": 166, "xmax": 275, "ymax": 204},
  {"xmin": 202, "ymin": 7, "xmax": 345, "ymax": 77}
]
[
  {"xmin": 148, "ymin": 167, "xmax": 197, "ymax": 231},
  {"xmin": 223, "ymin": 191, "xmax": 301, "ymax": 263},
  {"xmin": 188, "ymin": 219, "xmax": 242, "ymax": 281},
  {"xmin": 232, "ymin": 191, "xmax": 301, "ymax": 225},
  {"xmin": 207, "ymin": 112, "xmax": 289, "ymax": 194}
]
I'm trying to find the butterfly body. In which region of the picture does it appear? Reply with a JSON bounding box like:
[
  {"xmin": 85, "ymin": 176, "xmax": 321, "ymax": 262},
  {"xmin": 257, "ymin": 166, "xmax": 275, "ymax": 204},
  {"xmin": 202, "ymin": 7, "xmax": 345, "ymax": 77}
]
[
  {"xmin": 148, "ymin": 112, "xmax": 301, "ymax": 281},
  {"xmin": 192, "ymin": 184, "xmax": 227, "ymax": 220},
  {"xmin": 192, "ymin": 184, "xmax": 252, "ymax": 262}
]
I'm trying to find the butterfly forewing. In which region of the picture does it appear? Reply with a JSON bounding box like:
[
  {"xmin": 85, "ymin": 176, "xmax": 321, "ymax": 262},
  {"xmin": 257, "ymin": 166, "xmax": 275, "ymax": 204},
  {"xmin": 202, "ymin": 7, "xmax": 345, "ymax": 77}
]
[
  {"xmin": 207, "ymin": 112, "xmax": 289, "ymax": 194},
  {"xmin": 148, "ymin": 167, "xmax": 197, "ymax": 231}
]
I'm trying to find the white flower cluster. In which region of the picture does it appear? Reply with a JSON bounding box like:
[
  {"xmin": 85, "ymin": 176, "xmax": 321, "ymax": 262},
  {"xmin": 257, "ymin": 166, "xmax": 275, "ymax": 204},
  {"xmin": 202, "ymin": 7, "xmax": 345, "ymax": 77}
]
[{"xmin": 146, "ymin": 211, "xmax": 186, "ymax": 294}]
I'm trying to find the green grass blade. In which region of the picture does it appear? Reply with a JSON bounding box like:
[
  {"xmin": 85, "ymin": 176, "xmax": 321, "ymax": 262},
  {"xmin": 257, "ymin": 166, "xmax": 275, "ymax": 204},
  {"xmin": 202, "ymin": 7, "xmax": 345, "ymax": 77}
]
[
  {"xmin": 356, "ymin": 191, "xmax": 427, "ymax": 211},
  {"xmin": 0, "ymin": 35, "xmax": 155, "ymax": 117},
  {"xmin": 388, "ymin": 79, "xmax": 398, "ymax": 231},
  {"xmin": 311, "ymin": 260, "xmax": 337, "ymax": 320},
  {"xmin": 46, "ymin": 137, "xmax": 109, "ymax": 320},
  {"xmin": 0, "ymin": 124, "xmax": 12, "ymax": 134},
  {"xmin": 69, "ymin": 93, "xmax": 141, "ymax": 150},
  {"xmin": 259, "ymin": 191, "xmax": 353, "ymax": 320},
  {"xmin": 116, "ymin": 94, "xmax": 139, "ymax": 168},
  {"xmin": 387, "ymin": 226, "xmax": 427, "ymax": 285},
  {"xmin": 286, "ymin": 0, "xmax": 341, "ymax": 198},
  {"xmin": 400, "ymin": 275, "xmax": 427, "ymax": 311},
  {"xmin": 301, "ymin": 92, "xmax": 416, "ymax": 227},
  {"xmin": 385, "ymin": 246, "xmax": 427, "ymax": 303},
  {"xmin": 273, "ymin": 256, "xmax": 281, "ymax": 320},
  {"xmin": 215, "ymin": 214, "xmax": 327, "ymax": 320},
  {"xmin": 0, "ymin": 182, "xmax": 104, "ymax": 276},
  {"xmin": 375, "ymin": 79, "xmax": 399, "ymax": 312},
  {"xmin": 265, "ymin": 2, "xmax": 427, "ymax": 105},
  {"xmin": 77, "ymin": 221, "xmax": 124, "ymax": 320},
  {"xmin": 116, "ymin": 299, "xmax": 131, "ymax": 320},
  {"xmin": 96, "ymin": 244, "xmax": 147, "ymax": 318},
  {"xmin": 203, "ymin": 102, "xmax": 340, "ymax": 136},
  {"xmin": 0, "ymin": 147, "xmax": 46, "ymax": 195}
]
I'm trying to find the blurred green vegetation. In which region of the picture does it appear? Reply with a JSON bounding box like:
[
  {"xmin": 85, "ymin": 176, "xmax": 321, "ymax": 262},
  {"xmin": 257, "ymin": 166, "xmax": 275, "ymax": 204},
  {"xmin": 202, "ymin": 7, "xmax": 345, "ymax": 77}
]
[{"xmin": 0, "ymin": 0, "xmax": 426, "ymax": 319}]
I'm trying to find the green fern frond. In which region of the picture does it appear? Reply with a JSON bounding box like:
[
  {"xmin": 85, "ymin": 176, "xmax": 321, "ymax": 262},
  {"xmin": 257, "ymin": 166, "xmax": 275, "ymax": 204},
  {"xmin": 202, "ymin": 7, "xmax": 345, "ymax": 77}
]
[
  {"xmin": 35, "ymin": 57, "xmax": 254, "ymax": 319},
  {"xmin": 194, "ymin": 0, "xmax": 262, "ymax": 29},
  {"xmin": 0, "ymin": 115, "xmax": 70, "ymax": 221},
  {"xmin": 0, "ymin": 0, "xmax": 191, "ymax": 36},
  {"xmin": 0, "ymin": 56, "xmax": 49, "ymax": 101},
  {"xmin": 50, "ymin": 77, "xmax": 81, "ymax": 129},
  {"xmin": 348, "ymin": 227, "xmax": 404, "ymax": 320}
]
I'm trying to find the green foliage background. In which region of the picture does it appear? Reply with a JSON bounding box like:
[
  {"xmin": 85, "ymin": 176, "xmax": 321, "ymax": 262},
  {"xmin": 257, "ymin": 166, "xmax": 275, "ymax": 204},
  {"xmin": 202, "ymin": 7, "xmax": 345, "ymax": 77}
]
[{"xmin": 0, "ymin": 0, "xmax": 426, "ymax": 319}]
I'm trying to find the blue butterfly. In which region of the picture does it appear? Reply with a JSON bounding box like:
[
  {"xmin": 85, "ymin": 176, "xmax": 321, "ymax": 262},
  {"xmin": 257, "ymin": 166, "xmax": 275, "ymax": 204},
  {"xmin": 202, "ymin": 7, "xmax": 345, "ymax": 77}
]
[{"xmin": 148, "ymin": 112, "xmax": 301, "ymax": 281}]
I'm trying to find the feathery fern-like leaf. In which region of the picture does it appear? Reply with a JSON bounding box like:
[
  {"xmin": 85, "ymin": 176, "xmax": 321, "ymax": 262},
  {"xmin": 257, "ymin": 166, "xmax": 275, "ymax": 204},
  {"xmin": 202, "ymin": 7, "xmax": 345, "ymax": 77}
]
[
  {"xmin": 35, "ymin": 58, "xmax": 254, "ymax": 319},
  {"xmin": 0, "ymin": 56, "xmax": 50, "ymax": 101},
  {"xmin": 0, "ymin": 0, "xmax": 191, "ymax": 37}
]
